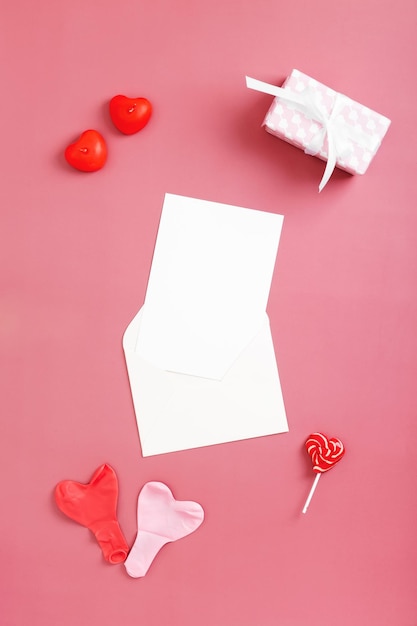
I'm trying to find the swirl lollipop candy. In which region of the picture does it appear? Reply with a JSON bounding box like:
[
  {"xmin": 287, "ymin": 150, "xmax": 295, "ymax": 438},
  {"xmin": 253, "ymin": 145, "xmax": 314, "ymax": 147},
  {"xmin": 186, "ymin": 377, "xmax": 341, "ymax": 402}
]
[{"xmin": 302, "ymin": 432, "xmax": 345, "ymax": 514}]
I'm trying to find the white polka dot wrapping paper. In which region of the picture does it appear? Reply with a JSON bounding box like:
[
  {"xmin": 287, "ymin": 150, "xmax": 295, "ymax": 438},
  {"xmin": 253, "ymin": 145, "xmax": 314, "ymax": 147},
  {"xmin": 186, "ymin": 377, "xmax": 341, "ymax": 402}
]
[{"xmin": 246, "ymin": 70, "xmax": 391, "ymax": 191}]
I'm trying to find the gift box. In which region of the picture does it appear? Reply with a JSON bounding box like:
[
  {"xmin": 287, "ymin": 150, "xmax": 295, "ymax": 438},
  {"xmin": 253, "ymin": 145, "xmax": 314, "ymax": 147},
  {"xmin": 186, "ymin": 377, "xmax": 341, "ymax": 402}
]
[{"xmin": 246, "ymin": 70, "xmax": 391, "ymax": 191}]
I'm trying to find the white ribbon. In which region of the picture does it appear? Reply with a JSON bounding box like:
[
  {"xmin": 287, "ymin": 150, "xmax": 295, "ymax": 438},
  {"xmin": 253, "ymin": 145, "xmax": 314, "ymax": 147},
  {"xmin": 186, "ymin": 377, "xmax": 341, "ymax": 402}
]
[{"xmin": 246, "ymin": 76, "xmax": 374, "ymax": 192}]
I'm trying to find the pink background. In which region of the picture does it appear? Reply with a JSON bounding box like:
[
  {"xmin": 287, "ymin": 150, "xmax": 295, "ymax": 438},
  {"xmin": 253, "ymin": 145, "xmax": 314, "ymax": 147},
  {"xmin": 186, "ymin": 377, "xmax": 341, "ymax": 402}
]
[{"xmin": 1, "ymin": 1, "xmax": 416, "ymax": 625}]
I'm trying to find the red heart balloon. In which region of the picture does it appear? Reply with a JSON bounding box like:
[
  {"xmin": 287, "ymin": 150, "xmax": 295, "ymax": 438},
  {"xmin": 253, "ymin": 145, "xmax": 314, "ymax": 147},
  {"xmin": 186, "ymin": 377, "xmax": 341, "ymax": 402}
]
[
  {"xmin": 109, "ymin": 95, "xmax": 152, "ymax": 135},
  {"xmin": 305, "ymin": 432, "xmax": 345, "ymax": 473},
  {"xmin": 64, "ymin": 129, "xmax": 107, "ymax": 172},
  {"xmin": 55, "ymin": 464, "xmax": 129, "ymax": 564}
]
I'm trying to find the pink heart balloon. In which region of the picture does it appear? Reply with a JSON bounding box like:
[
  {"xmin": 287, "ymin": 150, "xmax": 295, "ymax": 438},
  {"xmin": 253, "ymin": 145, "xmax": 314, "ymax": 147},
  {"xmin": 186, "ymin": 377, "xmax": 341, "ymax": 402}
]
[{"xmin": 125, "ymin": 482, "xmax": 204, "ymax": 578}]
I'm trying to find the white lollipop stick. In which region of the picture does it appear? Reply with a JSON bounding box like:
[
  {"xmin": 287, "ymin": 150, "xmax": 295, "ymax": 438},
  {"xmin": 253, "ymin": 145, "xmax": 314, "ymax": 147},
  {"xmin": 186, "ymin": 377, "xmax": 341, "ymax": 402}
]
[{"xmin": 302, "ymin": 473, "xmax": 321, "ymax": 514}]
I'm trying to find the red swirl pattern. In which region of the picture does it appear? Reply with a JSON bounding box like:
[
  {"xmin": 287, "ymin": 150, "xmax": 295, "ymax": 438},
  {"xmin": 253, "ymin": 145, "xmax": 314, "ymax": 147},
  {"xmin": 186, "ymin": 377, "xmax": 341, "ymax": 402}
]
[{"xmin": 306, "ymin": 432, "xmax": 345, "ymax": 473}]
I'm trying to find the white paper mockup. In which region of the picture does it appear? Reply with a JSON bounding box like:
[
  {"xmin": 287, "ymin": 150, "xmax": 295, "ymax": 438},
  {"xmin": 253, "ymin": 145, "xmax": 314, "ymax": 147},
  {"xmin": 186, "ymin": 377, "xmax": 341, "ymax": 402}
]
[{"xmin": 123, "ymin": 193, "xmax": 288, "ymax": 456}]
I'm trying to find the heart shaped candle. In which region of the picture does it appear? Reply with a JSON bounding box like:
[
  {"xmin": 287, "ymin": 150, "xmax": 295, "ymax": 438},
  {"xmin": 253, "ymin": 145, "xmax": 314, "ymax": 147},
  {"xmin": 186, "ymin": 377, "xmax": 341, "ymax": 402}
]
[
  {"xmin": 109, "ymin": 95, "xmax": 152, "ymax": 135},
  {"xmin": 302, "ymin": 432, "xmax": 345, "ymax": 513},
  {"xmin": 64, "ymin": 129, "xmax": 107, "ymax": 172}
]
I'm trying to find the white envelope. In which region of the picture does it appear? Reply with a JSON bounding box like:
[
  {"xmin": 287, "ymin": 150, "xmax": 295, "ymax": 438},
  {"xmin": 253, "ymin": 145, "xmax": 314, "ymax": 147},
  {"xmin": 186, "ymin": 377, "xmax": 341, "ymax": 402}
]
[{"xmin": 123, "ymin": 194, "xmax": 288, "ymax": 456}]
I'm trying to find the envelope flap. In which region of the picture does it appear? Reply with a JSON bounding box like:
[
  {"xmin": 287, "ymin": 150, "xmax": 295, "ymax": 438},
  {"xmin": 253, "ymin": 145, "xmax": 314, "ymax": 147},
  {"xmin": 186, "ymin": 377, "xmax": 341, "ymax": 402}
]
[
  {"xmin": 123, "ymin": 308, "xmax": 288, "ymax": 456},
  {"xmin": 135, "ymin": 194, "xmax": 284, "ymax": 380}
]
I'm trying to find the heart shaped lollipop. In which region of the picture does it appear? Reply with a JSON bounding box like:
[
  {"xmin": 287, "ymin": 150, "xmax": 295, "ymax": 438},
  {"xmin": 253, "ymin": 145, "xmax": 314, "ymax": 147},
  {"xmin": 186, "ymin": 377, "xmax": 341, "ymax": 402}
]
[
  {"xmin": 302, "ymin": 432, "xmax": 345, "ymax": 513},
  {"xmin": 109, "ymin": 95, "xmax": 152, "ymax": 135},
  {"xmin": 306, "ymin": 432, "xmax": 345, "ymax": 473}
]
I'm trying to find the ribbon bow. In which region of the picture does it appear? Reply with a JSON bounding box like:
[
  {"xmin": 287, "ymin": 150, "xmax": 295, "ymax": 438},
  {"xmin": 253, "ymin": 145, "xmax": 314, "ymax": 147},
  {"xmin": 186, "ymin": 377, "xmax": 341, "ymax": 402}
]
[{"xmin": 246, "ymin": 76, "xmax": 374, "ymax": 192}]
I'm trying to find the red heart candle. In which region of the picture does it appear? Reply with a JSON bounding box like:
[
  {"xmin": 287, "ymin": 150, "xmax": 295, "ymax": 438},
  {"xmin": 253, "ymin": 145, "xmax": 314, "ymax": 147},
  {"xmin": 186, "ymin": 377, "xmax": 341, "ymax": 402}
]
[
  {"xmin": 109, "ymin": 95, "xmax": 152, "ymax": 135},
  {"xmin": 64, "ymin": 129, "xmax": 107, "ymax": 172}
]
